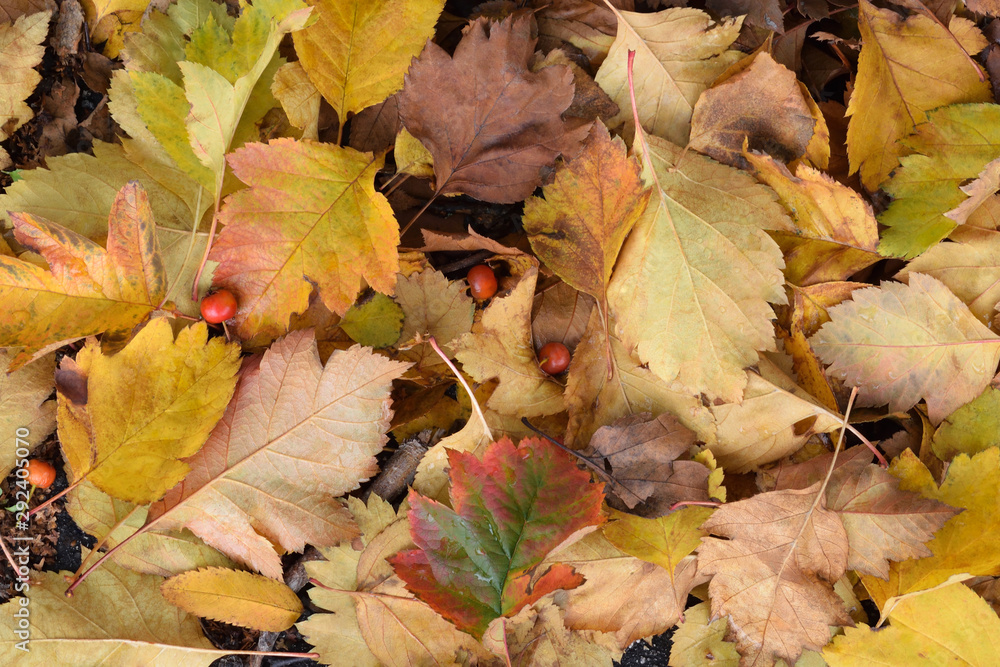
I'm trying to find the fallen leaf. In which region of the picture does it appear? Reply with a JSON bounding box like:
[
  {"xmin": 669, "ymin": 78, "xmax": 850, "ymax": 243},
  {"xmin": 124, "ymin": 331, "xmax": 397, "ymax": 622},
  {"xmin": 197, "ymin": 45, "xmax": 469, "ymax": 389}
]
[
  {"xmin": 747, "ymin": 152, "xmax": 880, "ymax": 286},
  {"xmin": 398, "ymin": 15, "xmax": 590, "ymax": 203},
  {"xmin": 585, "ymin": 413, "xmax": 710, "ymax": 512},
  {"xmin": 899, "ymin": 232, "xmax": 1000, "ymax": 323},
  {"xmin": 162, "ymin": 568, "xmax": 303, "ymax": 632},
  {"xmin": 603, "ymin": 506, "xmax": 714, "ymax": 576},
  {"xmin": 847, "ymin": 0, "xmax": 990, "ymax": 190},
  {"xmin": 607, "ymin": 132, "xmax": 790, "ymax": 402},
  {"xmin": 531, "ymin": 281, "xmax": 595, "ymax": 351},
  {"xmin": 81, "ymin": 0, "xmax": 148, "ymax": 56},
  {"xmin": 689, "ymin": 52, "xmax": 817, "ymax": 169},
  {"xmin": 292, "ymin": 0, "xmax": 444, "ymax": 124},
  {"xmin": 0, "ymin": 350, "xmax": 55, "ymax": 478},
  {"xmin": 452, "ymin": 263, "xmax": 566, "ymax": 417},
  {"xmin": 707, "ymin": 0, "xmax": 783, "ymax": 32},
  {"xmin": 878, "ymin": 103, "xmax": 1000, "ymax": 259},
  {"xmin": 668, "ymin": 600, "xmax": 740, "ymax": 667},
  {"xmin": 532, "ymin": 0, "xmax": 616, "ymax": 66},
  {"xmin": 145, "ymin": 333, "xmax": 409, "ymax": 579},
  {"xmin": 391, "ymin": 436, "xmax": 605, "ymax": 637},
  {"xmin": 0, "ymin": 552, "xmax": 232, "ymax": 664},
  {"xmin": 0, "ymin": 182, "xmax": 166, "ymax": 369},
  {"xmin": 57, "ymin": 319, "xmax": 241, "ymax": 504},
  {"xmin": 595, "ymin": 5, "xmax": 743, "ymax": 145},
  {"xmin": 824, "ymin": 583, "xmax": 1000, "ymax": 665},
  {"xmin": 209, "ymin": 139, "xmax": 399, "ymax": 343},
  {"xmin": 489, "ymin": 599, "xmax": 622, "ymax": 665},
  {"xmin": 932, "ymin": 386, "xmax": 1000, "ymax": 460},
  {"xmin": 0, "ymin": 11, "xmax": 50, "ymax": 161},
  {"xmin": 338, "ymin": 292, "xmax": 404, "ymax": 349},
  {"xmin": 395, "ymin": 268, "xmax": 474, "ymax": 376},
  {"xmin": 698, "ymin": 485, "xmax": 853, "ymax": 666},
  {"xmin": 271, "ymin": 61, "xmax": 321, "ymax": 141},
  {"xmin": 812, "ymin": 274, "xmax": 1000, "ymax": 424},
  {"xmin": 523, "ymin": 122, "xmax": 650, "ymax": 339}
]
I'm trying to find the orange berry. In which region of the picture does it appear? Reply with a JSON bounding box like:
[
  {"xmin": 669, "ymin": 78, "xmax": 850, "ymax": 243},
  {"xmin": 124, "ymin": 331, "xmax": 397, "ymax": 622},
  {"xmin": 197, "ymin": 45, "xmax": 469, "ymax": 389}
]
[
  {"xmin": 538, "ymin": 342, "xmax": 571, "ymax": 375},
  {"xmin": 200, "ymin": 289, "xmax": 238, "ymax": 323},
  {"xmin": 26, "ymin": 460, "xmax": 56, "ymax": 490},
  {"xmin": 467, "ymin": 264, "xmax": 498, "ymax": 300}
]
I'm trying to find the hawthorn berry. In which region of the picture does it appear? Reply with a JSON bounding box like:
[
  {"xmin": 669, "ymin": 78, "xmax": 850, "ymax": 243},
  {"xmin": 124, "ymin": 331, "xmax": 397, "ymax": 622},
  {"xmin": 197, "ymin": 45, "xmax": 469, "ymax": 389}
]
[
  {"xmin": 26, "ymin": 460, "xmax": 56, "ymax": 490},
  {"xmin": 467, "ymin": 264, "xmax": 497, "ymax": 300},
  {"xmin": 538, "ymin": 342, "xmax": 571, "ymax": 375},
  {"xmin": 200, "ymin": 289, "xmax": 238, "ymax": 323}
]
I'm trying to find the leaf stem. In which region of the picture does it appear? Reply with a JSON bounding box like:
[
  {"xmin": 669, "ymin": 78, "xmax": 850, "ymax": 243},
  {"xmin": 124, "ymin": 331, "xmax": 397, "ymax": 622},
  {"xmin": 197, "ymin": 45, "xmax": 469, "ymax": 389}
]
[
  {"xmin": 190, "ymin": 198, "xmax": 221, "ymax": 302},
  {"xmin": 27, "ymin": 478, "xmax": 82, "ymax": 517},
  {"xmin": 0, "ymin": 534, "xmax": 23, "ymax": 578},
  {"xmin": 428, "ymin": 335, "xmax": 493, "ymax": 441}
]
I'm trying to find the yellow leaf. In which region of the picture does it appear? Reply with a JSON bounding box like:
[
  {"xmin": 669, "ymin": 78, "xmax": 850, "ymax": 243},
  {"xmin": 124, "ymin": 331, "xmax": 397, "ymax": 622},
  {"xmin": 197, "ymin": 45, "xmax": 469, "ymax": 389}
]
[
  {"xmin": 861, "ymin": 447, "xmax": 1000, "ymax": 609},
  {"xmin": 0, "ymin": 11, "xmax": 49, "ymax": 142},
  {"xmin": 0, "ymin": 182, "xmax": 167, "ymax": 369},
  {"xmin": 0, "ymin": 350, "xmax": 55, "ymax": 478},
  {"xmin": 293, "ymin": 0, "xmax": 444, "ymax": 122},
  {"xmin": 161, "ymin": 567, "xmax": 302, "ymax": 632},
  {"xmin": 0, "ymin": 551, "xmax": 230, "ymax": 664},
  {"xmin": 393, "ymin": 128, "xmax": 434, "ymax": 179},
  {"xmin": 932, "ymin": 387, "xmax": 1000, "ymax": 460},
  {"xmin": 81, "ymin": 0, "xmax": 148, "ymax": 57},
  {"xmin": 272, "ymin": 61, "xmax": 321, "ymax": 140},
  {"xmin": 847, "ymin": 0, "xmax": 990, "ymax": 190},
  {"xmin": 668, "ymin": 601, "xmax": 740, "ymax": 667},
  {"xmin": 57, "ymin": 318, "xmax": 241, "ymax": 504},
  {"xmin": 595, "ymin": 6, "xmax": 742, "ymax": 145},
  {"xmin": 395, "ymin": 268, "xmax": 474, "ymax": 376},
  {"xmin": 824, "ymin": 584, "xmax": 1000, "ymax": 666},
  {"xmin": 747, "ymin": 152, "xmax": 881, "ymax": 286},
  {"xmin": 603, "ymin": 506, "xmax": 714, "ymax": 578},
  {"xmin": 607, "ymin": 134, "xmax": 790, "ymax": 402},
  {"xmin": 812, "ymin": 274, "xmax": 1000, "ymax": 424},
  {"xmin": 453, "ymin": 263, "xmax": 565, "ymax": 417}
]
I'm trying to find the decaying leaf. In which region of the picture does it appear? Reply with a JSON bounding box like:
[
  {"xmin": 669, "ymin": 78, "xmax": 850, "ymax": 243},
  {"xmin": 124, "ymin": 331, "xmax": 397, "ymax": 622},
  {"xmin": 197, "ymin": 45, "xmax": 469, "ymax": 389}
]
[
  {"xmin": 391, "ymin": 436, "xmax": 605, "ymax": 637},
  {"xmin": 0, "ymin": 350, "xmax": 55, "ymax": 478},
  {"xmin": 0, "ymin": 11, "xmax": 50, "ymax": 166},
  {"xmin": 398, "ymin": 15, "xmax": 590, "ymax": 203}
]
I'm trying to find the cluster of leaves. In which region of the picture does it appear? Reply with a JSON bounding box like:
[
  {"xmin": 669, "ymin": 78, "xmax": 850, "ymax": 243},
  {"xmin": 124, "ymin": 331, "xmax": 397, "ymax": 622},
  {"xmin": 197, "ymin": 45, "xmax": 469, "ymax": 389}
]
[{"xmin": 6, "ymin": 0, "xmax": 1000, "ymax": 664}]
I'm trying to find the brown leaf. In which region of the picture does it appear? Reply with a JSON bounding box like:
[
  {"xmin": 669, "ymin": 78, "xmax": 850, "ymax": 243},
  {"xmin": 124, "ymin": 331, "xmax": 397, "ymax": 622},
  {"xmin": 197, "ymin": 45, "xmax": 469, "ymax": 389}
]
[
  {"xmin": 586, "ymin": 413, "xmax": 710, "ymax": 514},
  {"xmin": 398, "ymin": 15, "xmax": 591, "ymax": 203},
  {"xmin": 707, "ymin": 0, "xmax": 784, "ymax": 32},
  {"xmin": 689, "ymin": 52, "xmax": 817, "ymax": 169},
  {"xmin": 698, "ymin": 485, "xmax": 853, "ymax": 666},
  {"xmin": 770, "ymin": 449, "xmax": 960, "ymax": 578}
]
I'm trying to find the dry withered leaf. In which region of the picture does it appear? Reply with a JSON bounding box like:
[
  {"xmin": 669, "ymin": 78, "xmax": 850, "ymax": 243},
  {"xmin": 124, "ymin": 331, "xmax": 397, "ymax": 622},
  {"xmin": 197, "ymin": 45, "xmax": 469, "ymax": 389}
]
[
  {"xmin": 398, "ymin": 15, "xmax": 591, "ymax": 203},
  {"xmin": 586, "ymin": 413, "xmax": 710, "ymax": 514}
]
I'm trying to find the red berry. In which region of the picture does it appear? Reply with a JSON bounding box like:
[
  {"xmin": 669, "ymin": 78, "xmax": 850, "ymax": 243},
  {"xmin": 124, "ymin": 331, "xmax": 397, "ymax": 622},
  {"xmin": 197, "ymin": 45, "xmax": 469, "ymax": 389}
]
[
  {"xmin": 26, "ymin": 460, "xmax": 56, "ymax": 490},
  {"xmin": 538, "ymin": 342, "xmax": 571, "ymax": 375},
  {"xmin": 200, "ymin": 289, "xmax": 238, "ymax": 323},
  {"xmin": 467, "ymin": 264, "xmax": 498, "ymax": 300}
]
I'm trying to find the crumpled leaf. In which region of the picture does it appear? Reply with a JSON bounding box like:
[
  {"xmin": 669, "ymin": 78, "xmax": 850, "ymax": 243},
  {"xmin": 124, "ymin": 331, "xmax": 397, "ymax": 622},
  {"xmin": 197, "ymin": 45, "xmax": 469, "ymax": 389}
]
[
  {"xmin": 771, "ymin": 447, "xmax": 959, "ymax": 578},
  {"xmin": 81, "ymin": 0, "xmax": 149, "ymax": 57},
  {"xmin": 398, "ymin": 14, "xmax": 590, "ymax": 203},
  {"xmin": 698, "ymin": 485, "xmax": 853, "ymax": 666},
  {"xmin": 209, "ymin": 139, "xmax": 399, "ymax": 343},
  {"xmin": 161, "ymin": 568, "xmax": 302, "ymax": 632},
  {"xmin": 812, "ymin": 273, "xmax": 1000, "ymax": 424},
  {"xmin": 847, "ymin": 0, "xmax": 990, "ymax": 190},
  {"xmin": 145, "ymin": 332, "xmax": 409, "ymax": 579},
  {"xmin": 542, "ymin": 525, "xmax": 706, "ymax": 649},
  {"xmin": 66, "ymin": 480, "xmax": 236, "ymax": 577},
  {"xmin": 0, "ymin": 350, "xmax": 55, "ymax": 478},
  {"xmin": 595, "ymin": 5, "xmax": 743, "ymax": 146},
  {"xmin": 488, "ymin": 599, "xmax": 622, "ymax": 666},
  {"xmin": 292, "ymin": 0, "xmax": 444, "ymax": 122},
  {"xmin": 299, "ymin": 495, "xmax": 491, "ymax": 666},
  {"xmin": 585, "ymin": 413, "xmax": 710, "ymax": 513},
  {"xmin": 932, "ymin": 386, "xmax": 1000, "ymax": 460},
  {"xmin": 57, "ymin": 319, "xmax": 240, "ymax": 505},
  {"xmin": 0, "ymin": 11, "xmax": 49, "ymax": 163},
  {"xmin": 0, "ymin": 552, "xmax": 230, "ymax": 664},
  {"xmin": 689, "ymin": 52, "xmax": 817, "ymax": 169},
  {"xmin": 824, "ymin": 583, "xmax": 1000, "ymax": 666},
  {"xmin": 391, "ymin": 436, "xmax": 605, "ymax": 638},
  {"xmin": 878, "ymin": 104, "xmax": 1000, "ymax": 259},
  {"xmin": 607, "ymin": 133, "xmax": 790, "ymax": 402},
  {"xmin": 452, "ymin": 264, "xmax": 566, "ymax": 417},
  {"xmin": 523, "ymin": 122, "xmax": 649, "ymax": 334},
  {"xmin": 747, "ymin": 152, "xmax": 880, "ymax": 286},
  {"xmin": 0, "ymin": 182, "xmax": 166, "ymax": 370},
  {"xmin": 861, "ymin": 447, "xmax": 1000, "ymax": 610}
]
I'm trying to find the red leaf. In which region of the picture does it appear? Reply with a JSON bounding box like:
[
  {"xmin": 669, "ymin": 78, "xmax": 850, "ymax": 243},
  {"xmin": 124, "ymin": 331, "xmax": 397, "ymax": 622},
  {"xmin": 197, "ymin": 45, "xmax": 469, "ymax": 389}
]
[{"xmin": 391, "ymin": 436, "xmax": 604, "ymax": 637}]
